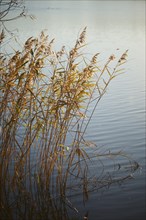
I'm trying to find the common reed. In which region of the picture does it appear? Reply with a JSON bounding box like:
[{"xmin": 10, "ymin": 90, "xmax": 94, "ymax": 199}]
[{"xmin": 0, "ymin": 28, "xmax": 137, "ymax": 220}]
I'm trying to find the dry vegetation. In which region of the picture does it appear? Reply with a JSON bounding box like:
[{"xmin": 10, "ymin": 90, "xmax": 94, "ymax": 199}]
[{"xmin": 0, "ymin": 28, "xmax": 137, "ymax": 220}]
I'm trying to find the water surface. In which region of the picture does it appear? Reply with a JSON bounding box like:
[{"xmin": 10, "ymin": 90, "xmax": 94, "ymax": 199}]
[{"xmin": 5, "ymin": 1, "xmax": 145, "ymax": 219}]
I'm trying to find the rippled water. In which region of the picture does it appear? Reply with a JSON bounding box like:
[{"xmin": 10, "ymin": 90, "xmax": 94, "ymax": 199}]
[{"xmin": 5, "ymin": 1, "xmax": 145, "ymax": 219}]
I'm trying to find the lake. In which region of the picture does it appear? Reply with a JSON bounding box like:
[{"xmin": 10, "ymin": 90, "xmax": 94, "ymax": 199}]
[{"xmin": 5, "ymin": 1, "xmax": 145, "ymax": 219}]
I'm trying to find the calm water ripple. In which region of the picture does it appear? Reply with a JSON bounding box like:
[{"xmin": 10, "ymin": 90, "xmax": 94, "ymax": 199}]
[{"xmin": 5, "ymin": 1, "xmax": 145, "ymax": 219}]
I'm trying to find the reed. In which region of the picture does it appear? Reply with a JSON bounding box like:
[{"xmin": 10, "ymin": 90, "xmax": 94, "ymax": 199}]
[{"xmin": 0, "ymin": 28, "xmax": 132, "ymax": 220}]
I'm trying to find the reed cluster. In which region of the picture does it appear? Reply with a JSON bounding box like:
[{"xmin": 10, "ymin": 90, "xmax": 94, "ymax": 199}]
[{"xmin": 0, "ymin": 28, "xmax": 128, "ymax": 219}]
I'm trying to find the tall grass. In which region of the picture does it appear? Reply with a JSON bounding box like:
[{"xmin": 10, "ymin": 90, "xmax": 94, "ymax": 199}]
[{"xmin": 0, "ymin": 28, "xmax": 135, "ymax": 220}]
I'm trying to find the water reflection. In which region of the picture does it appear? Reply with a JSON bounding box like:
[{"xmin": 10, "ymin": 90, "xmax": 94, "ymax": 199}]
[{"xmin": 1, "ymin": 1, "xmax": 145, "ymax": 220}]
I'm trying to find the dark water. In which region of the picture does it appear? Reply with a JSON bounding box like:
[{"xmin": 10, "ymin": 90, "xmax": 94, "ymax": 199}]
[{"xmin": 5, "ymin": 1, "xmax": 145, "ymax": 219}]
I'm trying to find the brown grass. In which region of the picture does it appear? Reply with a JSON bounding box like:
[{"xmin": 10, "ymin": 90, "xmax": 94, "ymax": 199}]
[{"xmin": 0, "ymin": 28, "xmax": 134, "ymax": 220}]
